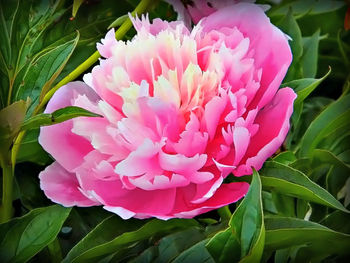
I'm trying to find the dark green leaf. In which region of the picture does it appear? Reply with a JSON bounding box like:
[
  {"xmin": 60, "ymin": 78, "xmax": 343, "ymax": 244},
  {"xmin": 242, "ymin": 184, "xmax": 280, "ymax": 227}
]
[
  {"xmin": 260, "ymin": 161, "xmax": 348, "ymax": 212},
  {"xmin": 0, "ymin": 205, "xmax": 71, "ymax": 263},
  {"xmin": 20, "ymin": 106, "xmax": 102, "ymax": 131},
  {"xmin": 15, "ymin": 128, "xmax": 51, "ymax": 165},
  {"xmin": 276, "ymin": 8, "xmax": 303, "ymax": 81}
]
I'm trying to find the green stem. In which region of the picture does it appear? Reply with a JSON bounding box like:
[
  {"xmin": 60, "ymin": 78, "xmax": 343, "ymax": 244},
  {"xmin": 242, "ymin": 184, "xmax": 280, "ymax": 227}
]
[
  {"xmin": 217, "ymin": 206, "xmax": 232, "ymax": 222},
  {"xmin": 0, "ymin": 157, "xmax": 13, "ymax": 223}
]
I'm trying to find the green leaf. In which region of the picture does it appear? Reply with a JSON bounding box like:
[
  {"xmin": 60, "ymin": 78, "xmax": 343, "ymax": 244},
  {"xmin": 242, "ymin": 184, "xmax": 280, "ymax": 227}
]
[
  {"xmin": 0, "ymin": 205, "xmax": 71, "ymax": 263},
  {"xmin": 301, "ymin": 29, "xmax": 320, "ymax": 78},
  {"xmin": 299, "ymin": 93, "xmax": 350, "ymax": 157},
  {"xmin": 282, "ymin": 69, "xmax": 330, "ymax": 104},
  {"xmin": 173, "ymin": 239, "xmax": 215, "ymax": 263},
  {"xmin": 20, "ymin": 106, "xmax": 102, "ymax": 131},
  {"xmin": 14, "ymin": 33, "xmax": 80, "ymax": 115},
  {"xmin": 272, "ymin": 151, "xmax": 297, "ymax": 165},
  {"xmin": 206, "ymin": 170, "xmax": 265, "ymax": 263},
  {"xmin": 65, "ymin": 218, "xmax": 199, "ymax": 263},
  {"xmin": 63, "ymin": 215, "xmax": 144, "ymax": 263},
  {"xmin": 265, "ymin": 217, "xmax": 350, "ymax": 262},
  {"xmin": 259, "ymin": 161, "xmax": 348, "ymax": 212}
]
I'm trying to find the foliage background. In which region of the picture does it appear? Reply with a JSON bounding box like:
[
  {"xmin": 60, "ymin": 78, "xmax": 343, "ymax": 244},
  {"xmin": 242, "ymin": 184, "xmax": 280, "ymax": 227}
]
[{"xmin": 0, "ymin": 0, "xmax": 350, "ymax": 262}]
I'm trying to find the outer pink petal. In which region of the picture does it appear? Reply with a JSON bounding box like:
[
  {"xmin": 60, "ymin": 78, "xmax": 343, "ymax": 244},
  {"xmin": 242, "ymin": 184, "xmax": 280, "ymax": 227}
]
[
  {"xmin": 39, "ymin": 162, "xmax": 98, "ymax": 207},
  {"xmin": 200, "ymin": 3, "xmax": 292, "ymax": 110},
  {"xmin": 39, "ymin": 82, "xmax": 100, "ymax": 172},
  {"xmin": 235, "ymin": 88, "xmax": 296, "ymax": 176}
]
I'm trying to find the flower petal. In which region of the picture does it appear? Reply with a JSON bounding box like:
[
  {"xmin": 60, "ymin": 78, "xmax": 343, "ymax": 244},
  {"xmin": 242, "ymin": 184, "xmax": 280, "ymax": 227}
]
[{"xmin": 39, "ymin": 162, "xmax": 98, "ymax": 207}]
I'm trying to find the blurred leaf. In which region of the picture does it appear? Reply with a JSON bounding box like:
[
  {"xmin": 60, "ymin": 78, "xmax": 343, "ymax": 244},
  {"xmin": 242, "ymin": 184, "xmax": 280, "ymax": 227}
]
[
  {"xmin": 260, "ymin": 161, "xmax": 348, "ymax": 212},
  {"xmin": 65, "ymin": 218, "xmax": 199, "ymax": 263},
  {"xmin": 265, "ymin": 217, "xmax": 350, "ymax": 262},
  {"xmin": 299, "ymin": 93, "xmax": 350, "ymax": 157},
  {"xmin": 15, "ymin": 162, "xmax": 51, "ymax": 209},
  {"xmin": 301, "ymin": 29, "xmax": 320, "ymax": 78},
  {"xmin": 0, "ymin": 100, "xmax": 27, "ymax": 159},
  {"xmin": 173, "ymin": 240, "xmax": 214, "ymax": 263},
  {"xmin": 72, "ymin": 0, "xmax": 85, "ymax": 18},
  {"xmin": 269, "ymin": 0, "xmax": 345, "ymax": 18},
  {"xmin": 20, "ymin": 106, "xmax": 102, "ymax": 131},
  {"xmin": 206, "ymin": 170, "xmax": 265, "ymax": 263},
  {"xmin": 0, "ymin": 205, "xmax": 71, "ymax": 263}
]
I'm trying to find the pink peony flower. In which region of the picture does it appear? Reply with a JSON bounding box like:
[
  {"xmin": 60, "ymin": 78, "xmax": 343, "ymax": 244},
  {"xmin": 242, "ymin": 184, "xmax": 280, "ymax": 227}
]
[{"xmin": 39, "ymin": 3, "xmax": 296, "ymax": 219}]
